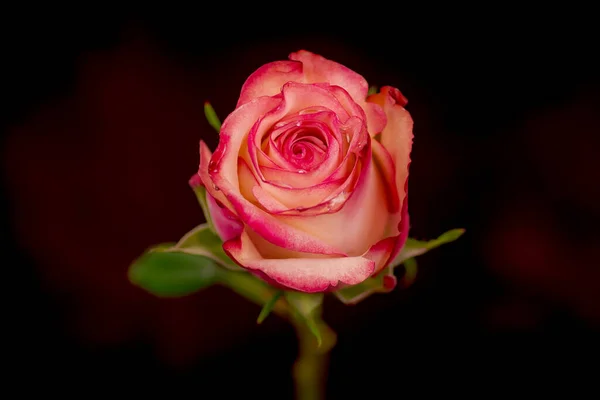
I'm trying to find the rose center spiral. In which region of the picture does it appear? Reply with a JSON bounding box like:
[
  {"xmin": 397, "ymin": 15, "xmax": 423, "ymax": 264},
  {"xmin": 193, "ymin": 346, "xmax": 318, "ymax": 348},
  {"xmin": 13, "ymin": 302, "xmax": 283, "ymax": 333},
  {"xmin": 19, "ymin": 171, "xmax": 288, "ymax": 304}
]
[{"xmin": 267, "ymin": 123, "xmax": 329, "ymax": 171}]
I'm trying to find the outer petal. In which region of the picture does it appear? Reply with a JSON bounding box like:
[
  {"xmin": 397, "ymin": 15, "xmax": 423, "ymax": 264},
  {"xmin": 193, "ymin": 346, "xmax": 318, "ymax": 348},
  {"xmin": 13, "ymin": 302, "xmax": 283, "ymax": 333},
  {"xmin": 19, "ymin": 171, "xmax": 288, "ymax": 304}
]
[
  {"xmin": 206, "ymin": 192, "xmax": 244, "ymax": 242},
  {"xmin": 371, "ymin": 139, "xmax": 400, "ymax": 213},
  {"xmin": 364, "ymin": 236, "xmax": 399, "ymax": 275},
  {"xmin": 211, "ymin": 96, "xmax": 283, "ymax": 191},
  {"xmin": 289, "ymin": 50, "xmax": 369, "ymax": 104},
  {"xmin": 210, "ymin": 96, "xmax": 345, "ymax": 256},
  {"xmin": 367, "ymin": 86, "xmax": 413, "ymax": 215},
  {"xmin": 388, "ymin": 194, "xmax": 410, "ymax": 264},
  {"xmin": 363, "ymin": 102, "xmax": 387, "ymax": 136},
  {"xmin": 223, "ymin": 230, "xmax": 375, "ymax": 293},
  {"xmin": 197, "ymin": 140, "xmax": 230, "ymax": 209},
  {"xmin": 237, "ymin": 60, "xmax": 303, "ymax": 107},
  {"xmin": 279, "ymin": 140, "xmax": 390, "ymax": 256},
  {"xmin": 214, "ymin": 170, "xmax": 345, "ymax": 255}
]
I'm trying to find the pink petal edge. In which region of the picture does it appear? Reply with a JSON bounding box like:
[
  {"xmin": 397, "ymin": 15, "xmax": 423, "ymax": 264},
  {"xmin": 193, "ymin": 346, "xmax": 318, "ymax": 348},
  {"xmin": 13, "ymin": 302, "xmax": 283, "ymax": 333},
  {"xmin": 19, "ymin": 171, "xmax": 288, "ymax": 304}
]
[
  {"xmin": 223, "ymin": 231, "xmax": 375, "ymax": 293},
  {"xmin": 289, "ymin": 50, "xmax": 369, "ymax": 105},
  {"xmin": 237, "ymin": 60, "xmax": 303, "ymax": 107}
]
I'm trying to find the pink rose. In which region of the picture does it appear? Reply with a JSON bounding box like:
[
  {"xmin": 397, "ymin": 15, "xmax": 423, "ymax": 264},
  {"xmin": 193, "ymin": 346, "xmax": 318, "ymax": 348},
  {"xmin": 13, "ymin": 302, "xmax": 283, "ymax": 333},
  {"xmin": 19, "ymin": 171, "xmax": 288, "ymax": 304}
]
[{"xmin": 194, "ymin": 50, "xmax": 413, "ymax": 293}]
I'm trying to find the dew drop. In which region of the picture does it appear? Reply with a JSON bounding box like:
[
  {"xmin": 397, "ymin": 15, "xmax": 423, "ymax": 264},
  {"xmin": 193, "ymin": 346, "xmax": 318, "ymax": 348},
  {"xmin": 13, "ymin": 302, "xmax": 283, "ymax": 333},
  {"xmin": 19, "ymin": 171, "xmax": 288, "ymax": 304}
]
[
  {"xmin": 213, "ymin": 183, "xmax": 220, "ymax": 191},
  {"xmin": 208, "ymin": 160, "xmax": 218, "ymax": 174},
  {"xmin": 297, "ymin": 169, "xmax": 307, "ymax": 174},
  {"xmin": 326, "ymin": 191, "xmax": 349, "ymax": 211}
]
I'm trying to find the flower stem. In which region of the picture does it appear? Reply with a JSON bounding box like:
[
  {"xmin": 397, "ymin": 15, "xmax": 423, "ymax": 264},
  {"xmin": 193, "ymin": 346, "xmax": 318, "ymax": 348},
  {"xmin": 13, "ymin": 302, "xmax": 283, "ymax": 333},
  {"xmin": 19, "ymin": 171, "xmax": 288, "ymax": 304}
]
[
  {"xmin": 218, "ymin": 270, "xmax": 336, "ymax": 399},
  {"xmin": 291, "ymin": 306, "xmax": 336, "ymax": 400}
]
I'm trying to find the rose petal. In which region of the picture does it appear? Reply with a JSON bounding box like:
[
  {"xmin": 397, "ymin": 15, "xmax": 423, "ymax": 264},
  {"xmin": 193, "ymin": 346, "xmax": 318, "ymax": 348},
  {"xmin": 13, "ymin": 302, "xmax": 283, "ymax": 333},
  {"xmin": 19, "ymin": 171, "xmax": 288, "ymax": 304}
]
[
  {"xmin": 206, "ymin": 192, "xmax": 244, "ymax": 242},
  {"xmin": 263, "ymin": 115, "xmax": 339, "ymax": 174},
  {"xmin": 363, "ymin": 236, "xmax": 399, "ymax": 275},
  {"xmin": 213, "ymin": 165, "xmax": 345, "ymax": 255},
  {"xmin": 237, "ymin": 60, "xmax": 303, "ymax": 107},
  {"xmin": 252, "ymin": 185, "xmax": 288, "ymax": 213},
  {"xmin": 388, "ymin": 187, "xmax": 411, "ymax": 263},
  {"xmin": 371, "ymin": 139, "xmax": 400, "ymax": 213},
  {"xmin": 211, "ymin": 96, "xmax": 283, "ymax": 191},
  {"xmin": 245, "ymin": 84, "xmax": 357, "ymax": 185},
  {"xmin": 363, "ymin": 102, "xmax": 387, "ymax": 136},
  {"xmin": 238, "ymin": 155, "xmax": 342, "ymax": 213},
  {"xmin": 367, "ymin": 86, "xmax": 413, "ymax": 212},
  {"xmin": 209, "ymin": 95, "xmax": 346, "ymax": 255},
  {"xmin": 278, "ymin": 140, "xmax": 391, "ymax": 256},
  {"xmin": 223, "ymin": 230, "xmax": 375, "ymax": 292},
  {"xmin": 326, "ymin": 85, "xmax": 368, "ymax": 121},
  {"xmin": 198, "ymin": 140, "xmax": 230, "ymax": 208},
  {"xmin": 289, "ymin": 50, "xmax": 369, "ymax": 105}
]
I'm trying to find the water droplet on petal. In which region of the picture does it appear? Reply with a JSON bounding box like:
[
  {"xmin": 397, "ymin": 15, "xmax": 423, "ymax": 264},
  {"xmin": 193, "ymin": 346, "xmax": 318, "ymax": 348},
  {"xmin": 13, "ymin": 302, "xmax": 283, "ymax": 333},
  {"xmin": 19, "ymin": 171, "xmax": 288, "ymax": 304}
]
[
  {"xmin": 326, "ymin": 191, "xmax": 349, "ymax": 211},
  {"xmin": 208, "ymin": 160, "xmax": 218, "ymax": 174},
  {"xmin": 297, "ymin": 169, "xmax": 307, "ymax": 174},
  {"xmin": 213, "ymin": 183, "xmax": 220, "ymax": 191}
]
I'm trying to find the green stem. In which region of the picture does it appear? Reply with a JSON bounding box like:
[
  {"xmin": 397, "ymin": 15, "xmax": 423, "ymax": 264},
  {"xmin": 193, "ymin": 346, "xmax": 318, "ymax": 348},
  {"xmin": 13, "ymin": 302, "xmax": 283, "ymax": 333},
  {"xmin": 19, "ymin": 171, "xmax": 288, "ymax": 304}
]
[
  {"xmin": 218, "ymin": 270, "xmax": 336, "ymax": 399},
  {"xmin": 291, "ymin": 306, "xmax": 336, "ymax": 400},
  {"xmin": 218, "ymin": 270, "xmax": 290, "ymax": 319}
]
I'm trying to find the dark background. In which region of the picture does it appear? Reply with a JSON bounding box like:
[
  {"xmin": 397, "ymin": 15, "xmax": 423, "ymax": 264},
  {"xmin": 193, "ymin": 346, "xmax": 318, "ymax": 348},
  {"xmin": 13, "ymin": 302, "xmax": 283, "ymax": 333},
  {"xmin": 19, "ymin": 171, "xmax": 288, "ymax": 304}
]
[{"xmin": 3, "ymin": 7, "xmax": 599, "ymax": 396}]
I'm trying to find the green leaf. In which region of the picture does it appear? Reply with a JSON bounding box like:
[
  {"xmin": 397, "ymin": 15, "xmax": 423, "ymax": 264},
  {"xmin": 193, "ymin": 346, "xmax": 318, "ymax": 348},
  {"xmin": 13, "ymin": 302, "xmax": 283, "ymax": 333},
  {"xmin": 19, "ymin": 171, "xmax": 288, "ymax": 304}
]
[
  {"xmin": 367, "ymin": 85, "xmax": 378, "ymax": 96},
  {"xmin": 128, "ymin": 247, "xmax": 219, "ymax": 297},
  {"xmin": 334, "ymin": 228, "xmax": 464, "ymax": 305},
  {"xmin": 257, "ymin": 291, "xmax": 284, "ymax": 324},
  {"xmin": 169, "ymin": 223, "xmax": 242, "ymax": 271},
  {"xmin": 191, "ymin": 184, "xmax": 216, "ymax": 235},
  {"xmin": 391, "ymin": 228, "xmax": 465, "ymax": 267},
  {"xmin": 204, "ymin": 101, "xmax": 221, "ymax": 132},
  {"xmin": 333, "ymin": 267, "xmax": 396, "ymax": 305},
  {"xmin": 285, "ymin": 292, "xmax": 325, "ymax": 346}
]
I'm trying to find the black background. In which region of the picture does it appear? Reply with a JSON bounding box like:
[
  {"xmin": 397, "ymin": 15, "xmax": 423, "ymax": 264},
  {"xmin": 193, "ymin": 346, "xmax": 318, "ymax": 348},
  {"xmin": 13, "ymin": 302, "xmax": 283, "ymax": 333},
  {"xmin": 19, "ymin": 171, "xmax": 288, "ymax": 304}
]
[{"xmin": 3, "ymin": 6, "xmax": 599, "ymax": 397}]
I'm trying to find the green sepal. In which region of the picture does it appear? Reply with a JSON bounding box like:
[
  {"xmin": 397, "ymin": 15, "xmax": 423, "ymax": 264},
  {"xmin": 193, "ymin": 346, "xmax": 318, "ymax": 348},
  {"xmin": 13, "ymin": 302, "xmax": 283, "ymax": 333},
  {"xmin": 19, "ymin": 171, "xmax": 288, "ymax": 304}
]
[
  {"xmin": 367, "ymin": 85, "xmax": 378, "ymax": 96},
  {"xmin": 333, "ymin": 228, "xmax": 464, "ymax": 305},
  {"xmin": 390, "ymin": 228, "xmax": 465, "ymax": 267},
  {"xmin": 169, "ymin": 223, "xmax": 242, "ymax": 271},
  {"xmin": 333, "ymin": 266, "xmax": 396, "ymax": 305},
  {"xmin": 128, "ymin": 245, "xmax": 219, "ymax": 297},
  {"xmin": 400, "ymin": 257, "xmax": 418, "ymax": 287},
  {"xmin": 285, "ymin": 292, "xmax": 325, "ymax": 346},
  {"xmin": 257, "ymin": 290, "xmax": 284, "ymax": 324},
  {"xmin": 191, "ymin": 184, "xmax": 217, "ymax": 235},
  {"xmin": 204, "ymin": 101, "xmax": 221, "ymax": 132}
]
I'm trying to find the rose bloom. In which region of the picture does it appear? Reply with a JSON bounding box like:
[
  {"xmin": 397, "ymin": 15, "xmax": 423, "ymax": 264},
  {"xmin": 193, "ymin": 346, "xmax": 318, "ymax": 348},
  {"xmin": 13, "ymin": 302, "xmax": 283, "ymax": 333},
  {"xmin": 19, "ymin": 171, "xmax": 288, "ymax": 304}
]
[{"xmin": 193, "ymin": 50, "xmax": 413, "ymax": 293}]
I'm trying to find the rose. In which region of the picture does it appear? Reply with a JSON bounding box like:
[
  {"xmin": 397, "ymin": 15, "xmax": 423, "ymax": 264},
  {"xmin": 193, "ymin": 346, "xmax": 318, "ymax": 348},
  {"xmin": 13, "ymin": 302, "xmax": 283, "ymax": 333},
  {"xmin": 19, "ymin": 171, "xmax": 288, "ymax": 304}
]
[{"xmin": 193, "ymin": 50, "xmax": 413, "ymax": 293}]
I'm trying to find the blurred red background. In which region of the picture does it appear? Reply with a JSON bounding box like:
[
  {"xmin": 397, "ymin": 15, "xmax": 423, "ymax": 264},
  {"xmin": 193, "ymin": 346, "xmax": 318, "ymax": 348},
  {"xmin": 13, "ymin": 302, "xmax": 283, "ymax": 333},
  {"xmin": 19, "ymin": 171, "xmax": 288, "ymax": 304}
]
[{"xmin": 3, "ymin": 8, "xmax": 599, "ymax": 396}]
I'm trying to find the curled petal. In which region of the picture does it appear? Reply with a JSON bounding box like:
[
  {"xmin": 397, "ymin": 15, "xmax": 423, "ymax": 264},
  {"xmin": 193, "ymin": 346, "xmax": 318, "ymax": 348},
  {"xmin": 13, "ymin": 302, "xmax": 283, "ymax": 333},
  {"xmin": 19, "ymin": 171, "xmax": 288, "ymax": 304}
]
[
  {"xmin": 210, "ymin": 96, "xmax": 283, "ymax": 192},
  {"xmin": 388, "ymin": 191, "xmax": 411, "ymax": 264},
  {"xmin": 279, "ymin": 140, "xmax": 391, "ymax": 256},
  {"xmin": 364, "ymin": 236, "xmax": 399, "ymax": 275},
  {"xmin": 237, "ymin": 60, "xmax": 303, "ymax": 107},
  {"xmin": 363, "ymin": 102, "xmax": 387, "ymax": 136},
  {"xmin": 246, "ymin": 83, "xmax": 357, "ymax": 183},
  {"xmin": 326, "ymin": 85, "xmax": 368, "ymax": 121},
  {"xmin": 213, "ymin": 167, "xmax": 345, "ymax": 255},
  {"xmin": 252, "ymin": 185, "xmax": 288, "ymax": 213},
  {"xmin": 206, "ymin": 192, "xmax": 244, "ymax": 242},
  {"xmin": 198, "ymin": 141, "xmax": 230, "ymax": 209},
  {"xmin": 367, "ymin": 86, "xmax": 413, "ymax": 216},
  {"xmin": 371, "ymin": 139, "xmax": 400, "ymax": 213},
  {"xmin": 289, "ymin": 50, "xmax": 369, "ymax": 104},
  {"xmin": 223, "ymin": 230, "xmax": 375, "ymax": 293}
]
